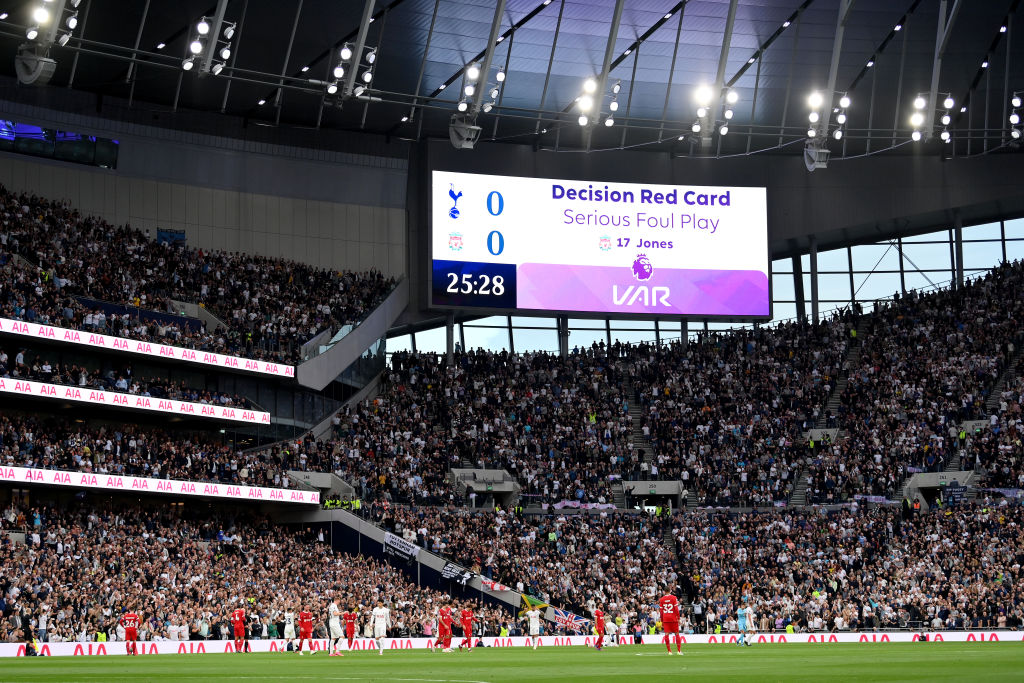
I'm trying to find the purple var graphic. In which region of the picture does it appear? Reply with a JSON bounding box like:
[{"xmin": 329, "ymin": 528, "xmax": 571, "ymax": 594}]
[{"xmin": 517, "ymin": 262, "xmax": 769, "ymax": 316}]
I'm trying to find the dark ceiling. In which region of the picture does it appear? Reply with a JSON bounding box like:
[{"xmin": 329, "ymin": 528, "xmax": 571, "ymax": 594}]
[{"xmin": 0, "ymin": 0, "xmax": 1022, "ymax": 157}]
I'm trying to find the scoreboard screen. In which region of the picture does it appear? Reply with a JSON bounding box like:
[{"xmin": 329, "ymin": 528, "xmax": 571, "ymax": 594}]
[{"xmin": 429, "ymin": 170, "xmax": 770, "ymax": 318}]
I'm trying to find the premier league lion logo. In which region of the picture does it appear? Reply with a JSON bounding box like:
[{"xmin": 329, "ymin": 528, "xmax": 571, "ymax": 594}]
[{"xmin": 632, "ymin": 254, "xmax": 653, "ymax": 281}]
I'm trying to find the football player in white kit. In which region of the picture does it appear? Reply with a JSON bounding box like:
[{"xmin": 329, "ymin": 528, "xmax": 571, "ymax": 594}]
[
  {"xmin": 371, "ymin": 600, "xmax": 391, "ymax": 656},
  {"xmin": 282, "ymin": 608, "xmax": 297, "ymax": 651},
  {"xmin": 524, "ymin": 608, "xmax": 542, "ymax": 650},
  {"xmin": 328, "ymin": 596, "xmax": 344, "ymax": 657}
]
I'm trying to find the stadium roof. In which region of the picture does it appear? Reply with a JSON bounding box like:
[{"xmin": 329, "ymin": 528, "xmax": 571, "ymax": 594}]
[{"xmin": 0, "ymin": 0, "xmax": 1021, "ymax": 156}]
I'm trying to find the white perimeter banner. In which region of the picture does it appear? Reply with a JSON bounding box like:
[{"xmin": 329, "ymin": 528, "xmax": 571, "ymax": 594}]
[
  {"xmin": 0, "ymin": 317, "xmax": 294, "ymax": 378},
  {"xmin": 0, "ymin": 466, "xmax": 320, "ymax": 505},
  {"xmin": 0, "ymin": 632, "xmax": 1017, "ymax": 657},
  {"xmin": 0, "ymin": 377, "xmax": 270, "ymax": 425}
]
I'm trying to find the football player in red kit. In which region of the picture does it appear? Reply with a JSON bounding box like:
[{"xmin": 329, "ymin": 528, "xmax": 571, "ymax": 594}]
[
  {"xmin": 593, "ymin": 606, "xmax": 606, "ymax": 651},
  {"xmin": 231, "ymin": 606, "xmax": 247, "ymax": 653},
  {"xmin": 660, "ymin": 587, "xmax": 683, "ymax": 655},
  {"xmin": 120, "ymin": 609, "xmax": 140, "ymax": 656},
  {"xmin": 457, "ymin": 604, "xmax": 475, "ymax": 651},
  {"xmin": 343, "ymin": 604, "xmax": 359, "ymax": 651},
  {"xmin": 297, "ymin": 605, "xmax": 313, "ymax": 654},
  {"xmin": 434, "ymin": 601, "xmax": 454, "ymax": 653}
]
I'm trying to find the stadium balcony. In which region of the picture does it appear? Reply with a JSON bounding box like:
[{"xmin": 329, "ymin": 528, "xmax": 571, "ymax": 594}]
[{"xmin": 0, "ymin": 185, "xmax": 397, "ymax": 374}]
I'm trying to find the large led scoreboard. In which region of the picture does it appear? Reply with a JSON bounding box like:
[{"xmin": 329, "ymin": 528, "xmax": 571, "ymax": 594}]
[{"xmin": 429, "ymin": 170, "xmax": 771, "ymax": 319}]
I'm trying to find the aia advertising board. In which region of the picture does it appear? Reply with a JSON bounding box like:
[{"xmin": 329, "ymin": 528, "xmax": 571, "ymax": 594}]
[
  {"xmin": 0, "ymin": 317, "xmax": 294, "ymax": 378},
  {"xmin": 0, "ymin": 466, "xmax": 320, "ymax": 505},
  {"xmin": 0, "ymin": 632, "xmax": 1015, "ymax": 657},
  {"xmin": 430, "ymin": 170, "xmax": 770, "ymax": 318}
]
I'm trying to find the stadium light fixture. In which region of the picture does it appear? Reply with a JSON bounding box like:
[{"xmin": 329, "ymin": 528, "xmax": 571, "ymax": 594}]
[
  {"xmin": 182, "ymin": 58, "xmax": 194, "ymax": 71},
  {"xmin": 833, "ymin": 129, "xmax": 843, "ymax": 140},
  {"xmin": 612, "ymin": 80, "xmax": 621, "ymax": 94},
  {"xmin": 211, "ymin": 62, "xmax": 224, "ymax": 75},
  {"xmin": 724, "ymin": 109, "xmax": 733, "ymax": 120},
  {"xmin": 1014, "ymin": 95, "xmax": 1023, "ymax": 108},
  {"xmin": 604, "ymin": 116, "xmax": 614, "ymax": 127},
  {"xmin": 333, "ymin": 65, "xmax": 344, "ymax": 79},
  {"xmin": 583, "ymin": 78, "xmax": 597, "ymax": 94},
  {"xmin": 258, "ymin": 98, "xmax": 266, "ymax": 105},
  {"xmin": 866, "ymin": 60, "xmax": 874, "ymax": 67},
  {"xmin": 327, "ymin": 82, "xmax": 338, "ymax": 94},
  {"xmin": 300, "ymin": 65, "xmax": 309, "ymax": 72},
  {"xmin": 577, "ymin": 114, "xmax": 588, "ymax": 126},
  {"xmin": 496, "ymin": 69, "xmax": 506, "ymax": 82},
  {"xmin": 696, "ymin": 107, "xmax": 707, "ymax": 118},
  {"xmin": 32, "ymin": 6, "xmax": 49, "ymax": 24},
  {"xmin": 353, "ymin": 85, "xmax": 365, "ymax": 96},
  {"xmin": 156, "ymin": 42, "xmax": 165, "ymax": 50},
  {"xmin": 808, "ymin": 111, "xmax": 819, "ymax": 123},
  {"xmin": 466, "ymin": 63, "xmax": 480, "ymax": 81},
  {"xmin": 362, "ymin": 70, "xmax": 372, "ymax": 83},
  {"xmin": 913, "ymin": 96, "xmax": 926, "ymax": 110},
  {"xmin": 340, "ymin": 45, "xmax": 352, "ymax": 60},
  {"xmin": 940, "ymin": 130, "xmax": 950, "ymax": 141},
  {"xmin": 197, "ymin": 20, "xmax": 210, "ymax": 35},
  {"xmin": 725, "ymin": 90, "xmax": 738, "ymax": 104},
  {"xmin": 219, "ymin": 47, "xmax": 230, "ymax": 60},
  {"xmin": 911, "ymin": 130, "xmax": 922, "ymax": 141},
  {"xmin": 719, "ymin": 124, "xmax": 728, "ymax": 135},
  {"xmin": 691, "ymin": 122, "xmax": 701, "ymax": 133},
  {"xmin": 66, "ymin": 13, "xmax": 77, "ymax": 29},
  {"xmin": 836, "ymin": 113, "xmax": 847, "ymax": 125},
  {"xmin": 1011, "ymin": 113, "xmax": 1021, "ymax": 125},
  {"xmin": 807, "ymin": 127, "xmax": 816, "ymax": 138},
  {"xmin": 695, "ymin": 84, "xmax": 713, "ymax": 107},
  {"xmin": 943, "ymin": 97, "xmax": 954, "ymax": 109},
  {"xmin": 909, "ymin": 111, "xmax": 925, "ymax": 128},
  {"xmin": 189, "ymin": 40, "xmax": 203, "ymax": 55},
  {"xmin": 458, "ymin": 100, "xmax": 468, "ymax": 112},
  {"xmin": 1013, "ymin": 128, "xmax": 1022, "ymax": 139},
  {"xmin": 26, "ymin": 27, "xmax": 38, "ymax": 40},
  {"xmin": 941, "ymin": 114, "xmax": 951, "ymax": 125},
  {"xmin": 464, "ymin": 84, "xmax": 475, "ymax": 97},
  {"xmin": 483, "ymin": 102, "xmax": 493, "ymax": 113},
  {"xmin": 490, "ymin": 87, "xmax": 499, "ymax": 100},
  {"xmin": 839, "ymin": 95, "xmax": 851, "ymax": 109},
  {"xmin": 982, "ymin": 60, "xmax": 989, "ymax": 68},
  {"xmin": 57, "ymin": 32, "xmax": 69, "ymax": 46},
  {"xmin": 578, "ymin": 94, "xmax": 594, "ymax": 112},
  {"xmin": 366, "ymin": 50, "xmax": 376, "ymax": 64},
  {"xmin": 223, "ymin": 24, "xmax": 235, "ymax": 40}
]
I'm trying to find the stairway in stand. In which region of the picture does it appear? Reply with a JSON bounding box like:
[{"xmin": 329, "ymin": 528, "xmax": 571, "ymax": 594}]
[
  {"xmin": 813, "ymin": 317, "xmax": 868, "ymax": 430},
  {"xmin": 789, "ymin": 472, "xmax": 811, "ymax": 507},
  {"xmin": 985, "ymin": 345, "xmax": 1022, "ymax": 414}
]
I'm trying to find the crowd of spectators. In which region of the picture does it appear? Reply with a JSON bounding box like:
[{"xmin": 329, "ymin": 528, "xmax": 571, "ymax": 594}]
[
  {"xmin": 806, "ymin": 262, "xmax": 1024, "ymax": 504},
  {"xmin": 0, "ymin": 186, "xmax": 395, "ymax": 365},
  {"xmin": 1, "ymin": 344, "xmax": 254, "ymax": 410},
  {"xmin": 970, "ymin": 372, "xmax": 1023, "ymax": 490},
  {"xmin": 0, "ymin": 498, "xmax": 509, "ymax": 644},
  {"xmin": 628, "ymin": 318, "xmax": 848, "ymax": 507},
  {"xmin": 0, "ymin": 413, "xmax": 294, "ymax": 489},
  {"xmin": 676, "ymin": 500, "xmax": 1024, "ymax": 633},
  {"xmin": 369, "ymin": 503, "xmax": 676, "ymax": 621}
]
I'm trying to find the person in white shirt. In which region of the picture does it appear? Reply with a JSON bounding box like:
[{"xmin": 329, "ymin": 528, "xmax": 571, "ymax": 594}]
[
  {"xmin": 371, "ymin": 600, "xmax": 391, "ymax": 655},
  {"xmin": 605, "ymin": 618, "xmax": 619, "ymax": 646},
  {"xmin": 283, "ymin": 610, "xmax": 296, "ymax": 649},
  {"xmin": 524, "ymin": 608, "xmax": 542, "ymax": 650},
  {"xmin": 328, "ymin": 597, "xmax": 344, "ymax": 657}
]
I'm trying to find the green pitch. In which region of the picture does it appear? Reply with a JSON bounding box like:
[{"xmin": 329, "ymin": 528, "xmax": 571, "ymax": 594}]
[{"xmin": 2, "ymin": 643, "xmax": 1022, "ymax": 682}]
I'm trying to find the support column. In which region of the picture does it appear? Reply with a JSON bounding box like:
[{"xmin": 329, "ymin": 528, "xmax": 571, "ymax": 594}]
[
  {"xmin": 809, "ymin": 238, "xmax": 819, "ymax": 324},
  {"xmin": 953, "ymin": 212, "xmax": 964, "ymax": 289},
  {"xmin": 445, "ymin": 312, "xmax": 455, "ymax": 365},
  {"xmin": 792, "ymin": 255, "xmax": 807, "ymax": 322},
  {"xmin": 681, "ymin": 320, "xmax": 688, "ymax": 348},
  {"xmin": 557, "ymin": 316, "xmax": 569, "ymax": 358}
]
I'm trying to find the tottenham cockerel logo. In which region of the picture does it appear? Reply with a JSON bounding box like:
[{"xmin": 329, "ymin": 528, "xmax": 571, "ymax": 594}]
[{"xmin": 631, "ymin": 254, "xmax": 654, "ymax": 281}]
